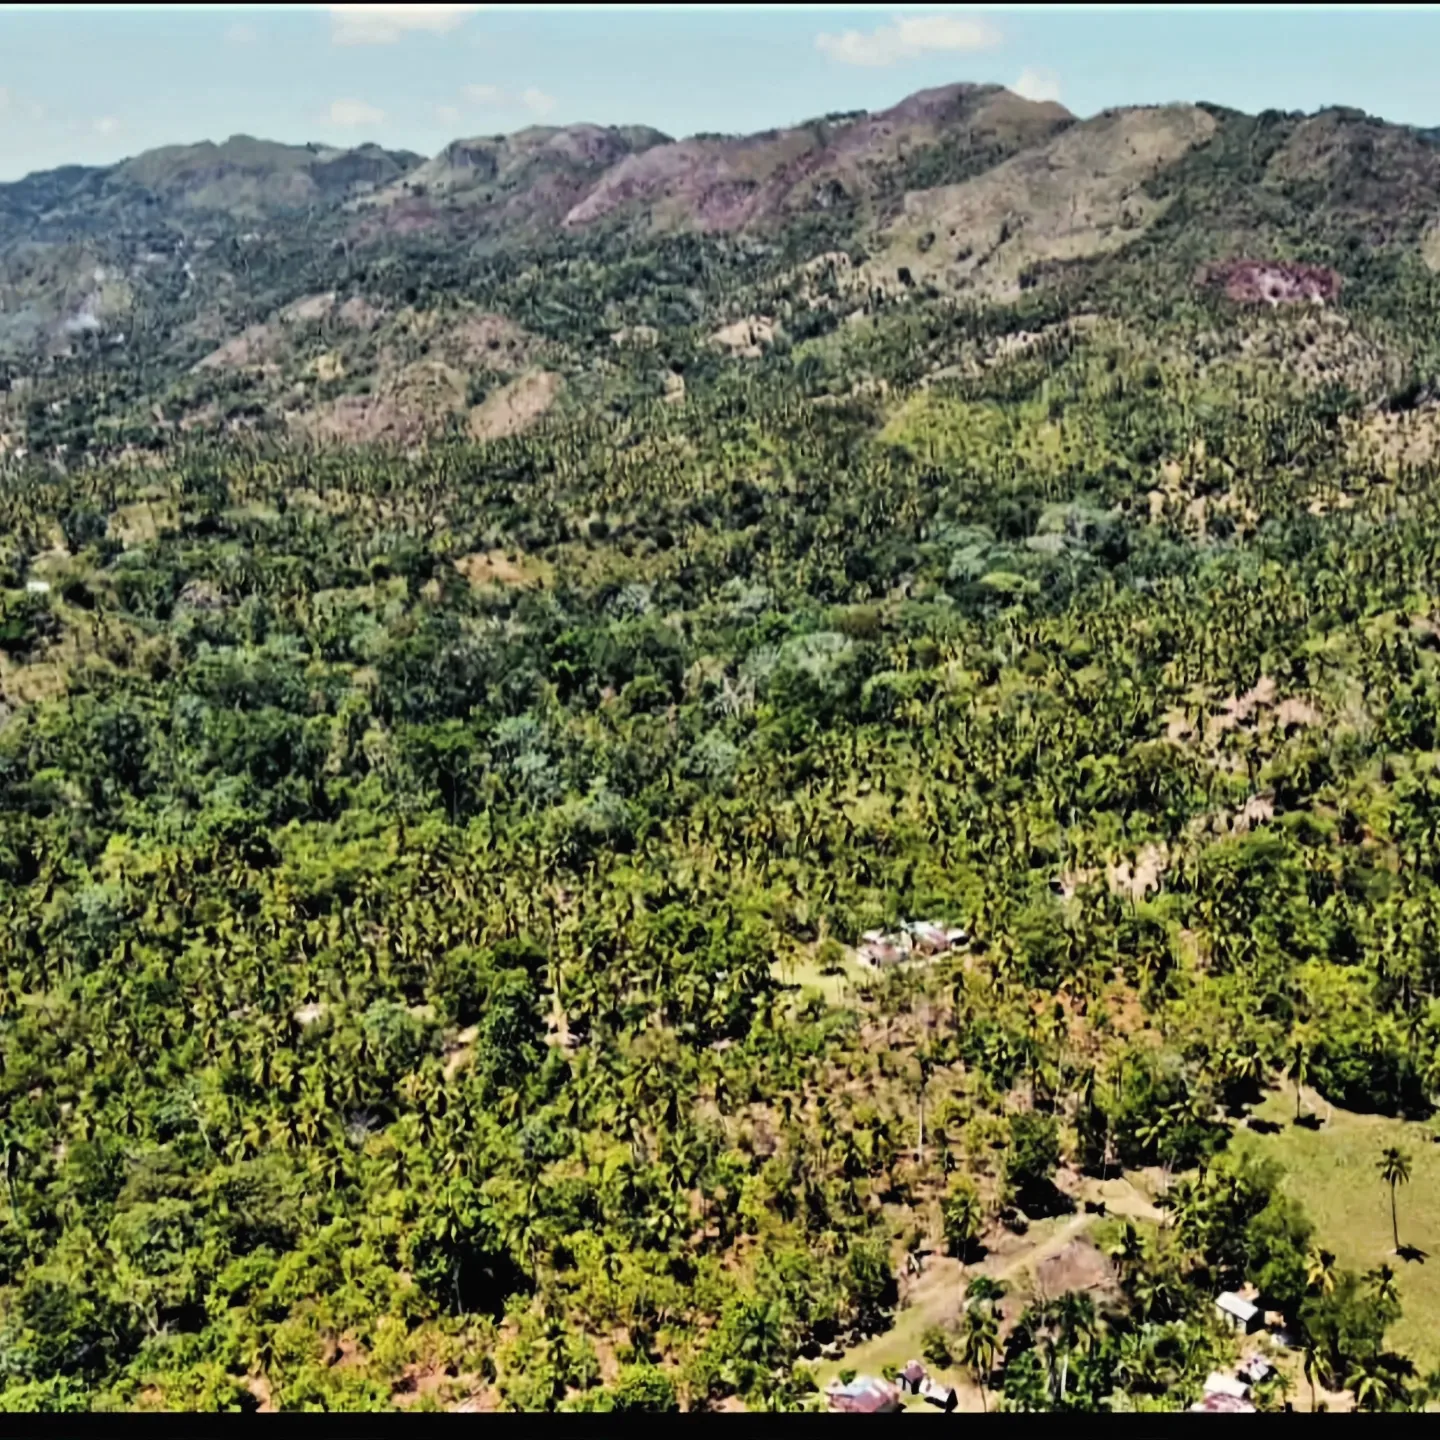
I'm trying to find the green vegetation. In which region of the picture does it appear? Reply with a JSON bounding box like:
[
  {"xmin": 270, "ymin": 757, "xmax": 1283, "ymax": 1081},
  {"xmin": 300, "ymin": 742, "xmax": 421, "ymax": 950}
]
[
  {"xmin": 1235, "ymin": 1092, "xmax": 1440, "ymax": 1376},
  {"xmin": 3, "ymin": 82, "xmax": 1440, "ymax": 1414}
]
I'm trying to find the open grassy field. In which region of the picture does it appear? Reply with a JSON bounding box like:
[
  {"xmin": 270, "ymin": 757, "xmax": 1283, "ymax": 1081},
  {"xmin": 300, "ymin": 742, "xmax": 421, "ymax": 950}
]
[
  {"xmin": 770, "ymin": 951, "xmax": 874, "ymax": 1008},
  {"xmin": 1233, "ymin": 1085, "xmax": 1440, "ymax": 1376}
]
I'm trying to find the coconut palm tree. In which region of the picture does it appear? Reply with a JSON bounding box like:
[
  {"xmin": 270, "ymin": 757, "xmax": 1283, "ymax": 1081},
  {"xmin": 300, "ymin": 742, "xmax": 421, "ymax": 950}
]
[
  {"xmin": 1305, "ymin": 1245, "xmax": 1338, "ymax": 1298},
  {"xmin": 1378, "ymin": 1145, "xmax": 1412, "ymax": 1253},
  {"xmin": 1303, "ymin": 1342, "xmax": 1323, "ymax": 1412},
  {"xmin": 957, "ymin": 1301, "xmax": 999, "ymax": 1413},
  {"xmin": 1288, "ymin": 1037, "xmax": 1310, "ymax": 1123},
  {"xmin": 1365, "ymin": 1262, "xmax": 1400, "ymax": 1309}
]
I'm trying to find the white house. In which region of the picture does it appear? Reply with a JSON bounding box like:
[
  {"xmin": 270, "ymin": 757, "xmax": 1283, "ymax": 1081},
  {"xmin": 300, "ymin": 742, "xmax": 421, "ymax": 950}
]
[
  {"xmin": 1215, "ymin": 1291, "xmax": 1261, "ymax": 1334},
  {"xmin": 1203, "ymin": 1372, "xmax": 1251, "ymax": 1400}
]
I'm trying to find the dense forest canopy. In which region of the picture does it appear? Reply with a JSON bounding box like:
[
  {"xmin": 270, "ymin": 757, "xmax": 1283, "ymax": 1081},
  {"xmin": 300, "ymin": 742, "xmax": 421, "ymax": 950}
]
[{"xmin": 1, "ymin": 85, "xmax": 1440, "ymax": 1413}]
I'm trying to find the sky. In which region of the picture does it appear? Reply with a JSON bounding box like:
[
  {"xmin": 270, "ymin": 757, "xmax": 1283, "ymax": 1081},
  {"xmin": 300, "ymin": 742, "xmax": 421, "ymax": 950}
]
[{"xmin": 0, "ymin": 4, "xmax": 1437, "ymax": 182}]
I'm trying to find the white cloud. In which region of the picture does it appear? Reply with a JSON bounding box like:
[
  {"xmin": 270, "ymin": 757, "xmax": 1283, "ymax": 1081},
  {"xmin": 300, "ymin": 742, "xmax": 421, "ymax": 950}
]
[
  {"xmin": 329, "ymin": 5, "xmax": 480, "ymax": 46},
  {"xmin": 451, "ymin": 83, "xmax": 557, "ymax": 118},
  {"xmin": 434, "ymin": 103, "xmax": 461, "ymax": 125},
  {"xmin": 1011, "ymin": 67, "xmax": 1062, "ymax": 103},
  {"xmin": 328, "ymin": 98, "xmax": 385, "ymax": 128},
  {"xmin": 815, "ymin": 13, "xmax": 1001, "ymax": 67},
  {"xmin": 94, "ymin": 116, "xmax": 120, "ymax": 136},
  {"xmin": 225, "ymin": 22, "xmax": 257, "ymax": 46}
]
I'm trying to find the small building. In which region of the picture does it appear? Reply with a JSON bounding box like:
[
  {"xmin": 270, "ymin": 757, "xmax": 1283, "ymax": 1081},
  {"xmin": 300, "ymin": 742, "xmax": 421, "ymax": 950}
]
[
  {"xmin": 898, "ymin": 1360, "xmax": 927, "ymax": 1394},
  {"xmin": 1237, "ymin": 1356, "xmax": 1273, "ymax": 1386},
  {"xmin": 1215, "ymin": 1291, "xmax": 1262, "ymax": 1334},
  {"xmin": 825, "ymin": 1376, "xmax": 902, "ymax": 1414},
  {"xmin": 919, "ymin": 1378, "xmax": 958, "ymax": 1412},
  {"xmin": 858, "ymin": 929, "xmax": 912, "ymax": 969},
  {"xmin": 1190, "ymin": 1392, "xmax": 1256, "ymax": 1414},
  {"xmin": 1203, "ymin": 1372, "xmax": 1251, "ymax": 1400},
  {"xmin": 906, "ymin": 921, "xmax": 951, "ymax": 955},
  {"xmin": 858, "ymin": 920, "xmax": 967, "ymax": 969}
]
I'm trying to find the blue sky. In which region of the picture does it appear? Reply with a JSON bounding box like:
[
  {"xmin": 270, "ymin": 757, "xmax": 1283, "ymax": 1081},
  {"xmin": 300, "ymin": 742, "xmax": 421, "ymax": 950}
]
[{"xmin": 0, "ymin": 4, "xmax": 1436, "ymax": 182}]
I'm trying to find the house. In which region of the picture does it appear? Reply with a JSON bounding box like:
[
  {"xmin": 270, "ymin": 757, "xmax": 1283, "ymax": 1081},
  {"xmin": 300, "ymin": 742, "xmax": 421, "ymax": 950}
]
[
  {"xmin": 919, "ymin": 1378, "xmax": 958, "ymax": 1412},
  {"xmin": 1203, "ymin": 1372, "xmax": 1251, "ymax": 1400},
  {"xmin": 858, "ymin": 929, "xmax": 911, "ymax": 968},
  {"xmin": 825, "ymin": 1376, "xmax": 902, "ymax": 1414},
  {"xmin": 906, "ymin": 921, "xmax": 952, "ymax": 955},
  {"xmin": 858, "ymin": 920, "xmax": 967, "ymax": 969},
  {"xmin": 898, "ymin": 1360, "xmax": 927, "ymax": 1394},
  {"xmin": 1190, "ymin": 1392, "xmax": 1257, "ymax": 1414},
  {"xmin": 1237, "ymin": 1356, "xmax": 1273, "ymax": 1386},
  {"xmin": 1215, "ymin": 1291, "xmax": 1262, "ymax": 1334},
  {"xmin": 905, "ymin": 919, "xmax": 967, "ymax": 954}
]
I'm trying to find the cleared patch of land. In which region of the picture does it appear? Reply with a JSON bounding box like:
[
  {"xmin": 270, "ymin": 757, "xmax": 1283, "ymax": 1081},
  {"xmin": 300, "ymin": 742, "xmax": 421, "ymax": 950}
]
[
  {"xmin": 1234, "ymin": 1086, "xmax": 1440, "ymax": 1374},
  {"xmin": 468, "ymin": 369, "xmax": 562, "ymax": 441},
  {"xmin": 875, "ymin": 104, "xmax": 1217, "ymax": 298},
  {"xmin": 452, "ymin": 549, "xmax": 552, "ymax": 591},
  {"xmin": 808, "ymin": 1174, "xmax": 1162, "ymax": 1412}
]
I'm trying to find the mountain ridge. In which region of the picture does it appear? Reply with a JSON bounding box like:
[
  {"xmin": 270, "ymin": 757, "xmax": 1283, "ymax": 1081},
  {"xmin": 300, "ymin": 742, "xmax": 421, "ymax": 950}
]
[{"xmin": 4, "ymin": 80, "xmax": 1440, "ymax": 454}]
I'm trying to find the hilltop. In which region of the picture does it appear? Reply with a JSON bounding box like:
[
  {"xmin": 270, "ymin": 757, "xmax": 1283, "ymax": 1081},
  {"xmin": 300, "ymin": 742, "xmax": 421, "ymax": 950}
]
[{"xmin": 3, "ymin": 83, "xmax": 1440, "ymax": 454}]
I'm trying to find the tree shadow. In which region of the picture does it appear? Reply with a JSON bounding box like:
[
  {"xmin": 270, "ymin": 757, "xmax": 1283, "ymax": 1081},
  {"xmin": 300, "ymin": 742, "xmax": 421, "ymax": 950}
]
[
  {"xmin": 1247, "ymin": 1117, "xmax": 1282, "ymax": 1135},
  {"xmin": 1016, "ymin": 1182, "xmax": 1077, "ymax": 1221},
  {"xmin": 1294, "ymin": 1113, "xmax": 1323, "ymax": 1130},
  {"xmin": 955, "ymin": 1238, "xmax": 990, "ymax": 1267},
  {"xmin": 1397, "ymin": 1244, "xmax": 1428, "ymax": 1264}
]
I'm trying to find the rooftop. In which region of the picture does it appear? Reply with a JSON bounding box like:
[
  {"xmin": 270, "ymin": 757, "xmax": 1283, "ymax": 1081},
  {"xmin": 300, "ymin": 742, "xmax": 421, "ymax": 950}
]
[
  {"xmin": 1216, "ymin": 1291, "xmax": 1260, "ymax": 1321},
  {"xmin": 1203, "ymin": 1372, "xmax": 1251, "ymax": 1400},
  {"xmin": 1190, "ymin": 1392, "xmax": 1257, "ymax": 1414}
]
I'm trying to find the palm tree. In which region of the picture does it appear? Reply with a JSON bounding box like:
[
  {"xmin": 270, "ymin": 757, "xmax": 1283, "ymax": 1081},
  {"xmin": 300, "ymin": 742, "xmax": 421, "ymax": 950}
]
[
  {"xmin": 943, "ymin": 1182, "xmax": 983, "ymax": 1270},
  {"xmin": 1302, "ymin": 1342, "xmax": 1323, "ymax": 1413},
  {"xmin": 1345, "ymin": 1352, "xmax": 1397, "ymax": 1413},
  {"xmin": 1365, "ymin": 1262, "xmax": 1400, "ymax": 1309},
  {"xmin": 1104, "ymin": 1219, "xmax": 1146, "ymax": 1283},
  {"xmin": 957, "ymin": 1301, "xmax": 999, "ymax": 1413},
  {"xmin": 1305, "ymin": 1245, "xmax": 1337, "ymax": 1298},
  {"xmin": 1288, "ymin": 1037, "xmax": 1310, "ymax": 1123},
  {"xmin": 1378, "ymin": 1145, "xmax": 1412, "ymax": 1253}
]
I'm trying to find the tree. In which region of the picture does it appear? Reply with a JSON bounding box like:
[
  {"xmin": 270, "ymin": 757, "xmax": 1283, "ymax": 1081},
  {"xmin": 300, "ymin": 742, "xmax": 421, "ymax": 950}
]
[
  {"xmin": 941, "ymin": 1177, "xmax": 983, "ymax": 1264},
  {"xmin": 1365, "ymin": 1263, "xmax": 1400, "ymax": 1310},
  {"xmin": 1005, "ymin": 1111, "xmax": 1060, "ymax": 1207},
  {"xmin": 1344, "ymin": 1352, "xmax": 1398, "ymax": 1413},
  {"xmin": 1104, "ymin": 1219, "xmax": 1145, "ymax": 1284},
  {"xmin": 1289, "ymin": 1037, "xmax": 1311, "ymax": 1124},
  {"xmin": 957, "ymin": 1302, "xmax": 999, "ymax": 1413},
  {"xmin": 921, "ymin": 1325, "xmax": 952, "ymax": 1370},
  {"xmin": 610, "ymin": 1363, "xmax": 677, "ymax": 1412},
  {"xmin": 1305, "ymin": 1245, "xmax": 1338, "ymax": 1299},
  {"xmin": 1378, "ymin": 1146, "xmax": 1412, "ymax": 1253},
  {"xmin": 1303, "ymin": 1342, "xmax": 1322, "ymax": 1412}
]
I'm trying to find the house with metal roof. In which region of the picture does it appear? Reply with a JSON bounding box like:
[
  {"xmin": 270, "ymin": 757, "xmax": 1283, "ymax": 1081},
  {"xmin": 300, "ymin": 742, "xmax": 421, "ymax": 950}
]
[
  {"xmin": 824, "ymin": 1375, "xmax": 903, "ymax": 1414},
  {"xmin": 1215, "ymin": 1291, "xmax": 1262, "ymax": 1334}
]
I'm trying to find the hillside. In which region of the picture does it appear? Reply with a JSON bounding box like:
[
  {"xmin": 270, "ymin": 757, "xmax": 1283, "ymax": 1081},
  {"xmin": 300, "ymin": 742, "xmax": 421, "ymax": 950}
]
[
  {"xmin": 4, "ymin": 87, "xmax": 1440, "ymax": 443},
  {"xmin": 4, "ymin": 79, "xmax": 1440, "ymax": 1415}
]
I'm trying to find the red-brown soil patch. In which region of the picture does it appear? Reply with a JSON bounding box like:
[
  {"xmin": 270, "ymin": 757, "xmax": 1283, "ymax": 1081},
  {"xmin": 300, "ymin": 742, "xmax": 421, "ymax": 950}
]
[{"xmin": 1199, "ymin": 259, "xmax": 1342, "ymax": 306}]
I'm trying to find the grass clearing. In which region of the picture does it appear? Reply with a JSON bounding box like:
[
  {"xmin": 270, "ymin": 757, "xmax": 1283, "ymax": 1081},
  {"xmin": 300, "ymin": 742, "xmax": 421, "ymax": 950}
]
[
  {"xmin": 1233, "ymin": 1086, "xmax": 1440, "ymax": 1374},
  {"xmin": 771, "ymin": 950, "xmax": 872, "ymax": 1008}
]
